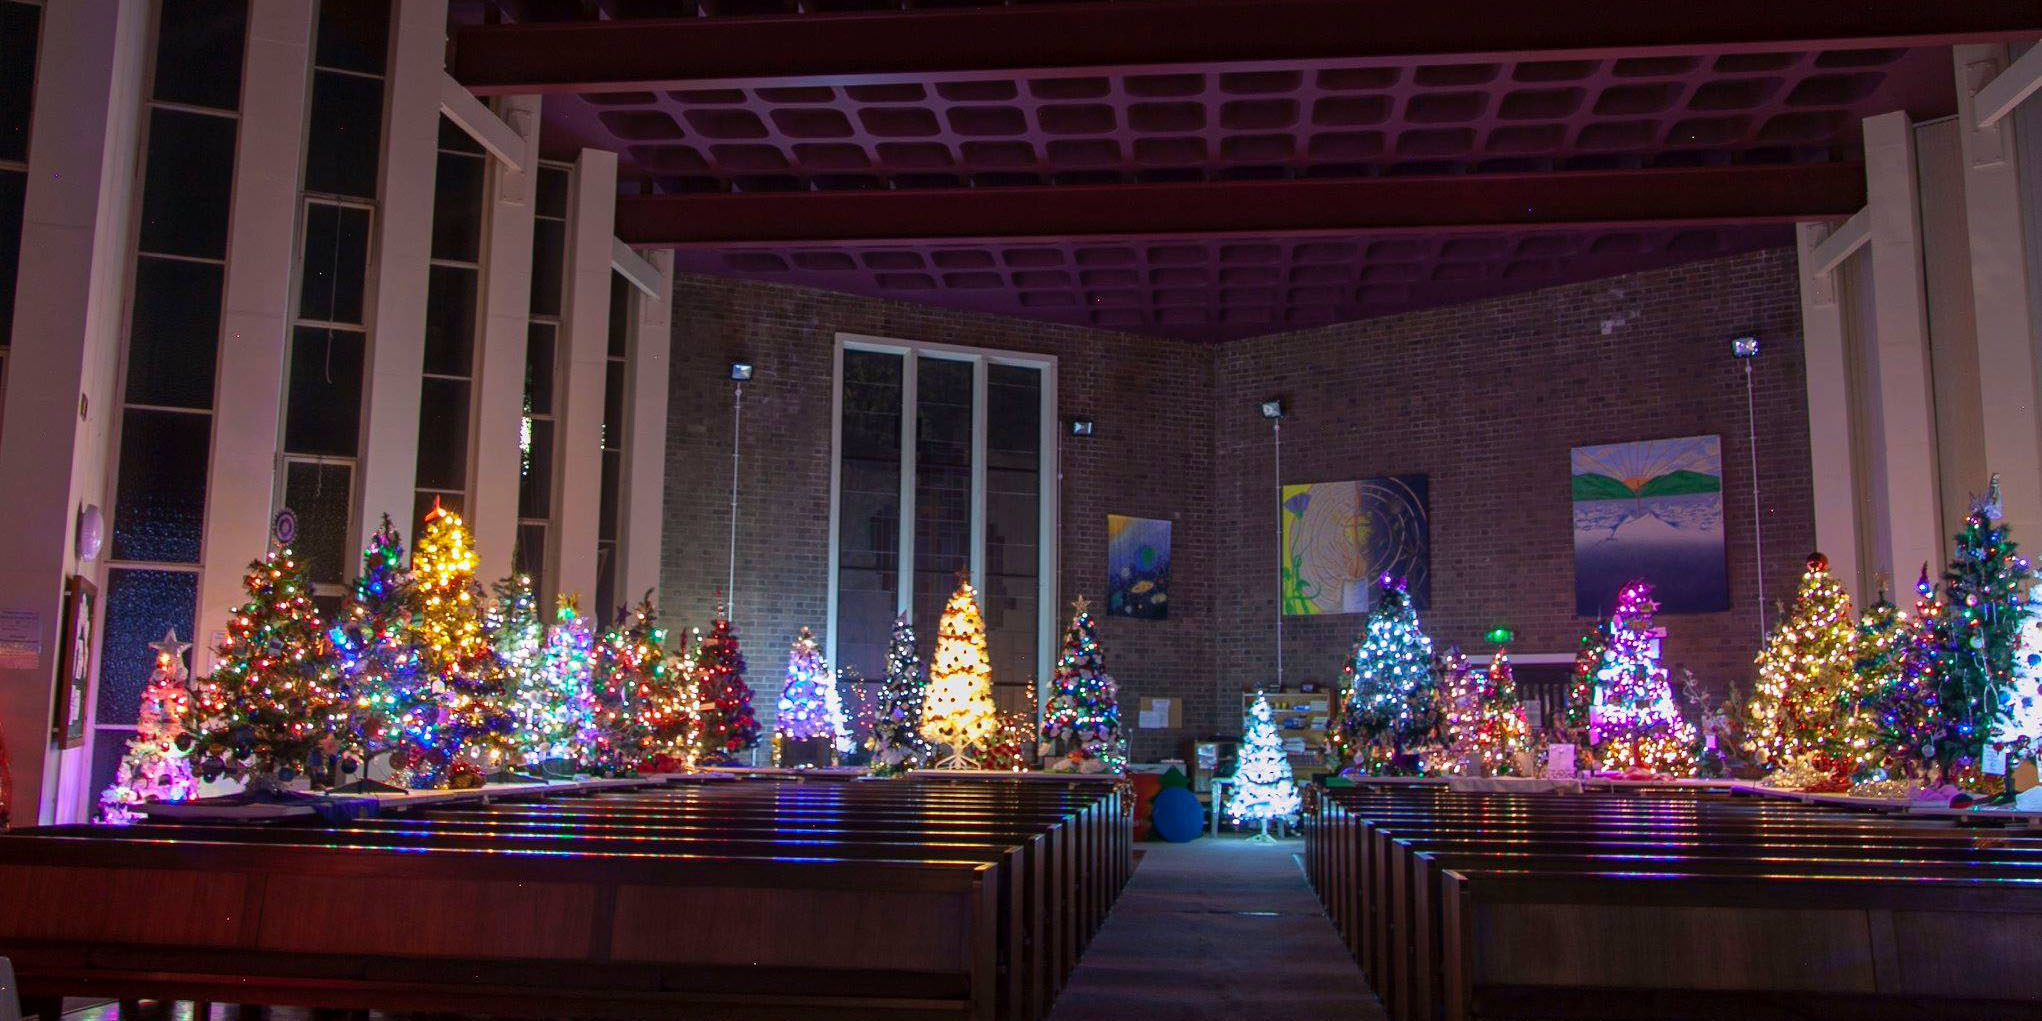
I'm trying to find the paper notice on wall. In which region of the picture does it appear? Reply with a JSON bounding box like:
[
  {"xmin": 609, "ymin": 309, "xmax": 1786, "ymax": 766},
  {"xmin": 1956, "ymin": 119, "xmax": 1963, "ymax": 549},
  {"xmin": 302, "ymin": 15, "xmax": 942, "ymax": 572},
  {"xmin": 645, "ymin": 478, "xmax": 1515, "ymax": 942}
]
[
  {"xmin": 0, "ymin": 609, "xmax": 39, "ymax": 670},
  {"xmin": 1137, "ymin": 697, "xmax": 1177, "ymax": 729}
]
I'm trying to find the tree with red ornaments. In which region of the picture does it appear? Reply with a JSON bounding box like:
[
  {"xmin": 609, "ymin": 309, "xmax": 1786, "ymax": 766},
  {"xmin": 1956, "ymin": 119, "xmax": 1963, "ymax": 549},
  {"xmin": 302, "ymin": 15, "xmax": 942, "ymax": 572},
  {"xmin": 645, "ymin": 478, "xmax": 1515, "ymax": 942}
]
[
  {"xmin": 193, "ymin": 543, "xmax": 344, "ymax": 787},
  {"xmin": 695, "ymin": 602, "xmax": 761, "ymax": 763},
  {"xmin": 98, "ymin": 630, "xmax": 201, "ymax": 823},
  {"xmin": 587, "ymin": 593, "xmax": 668, "ymax": 775}
]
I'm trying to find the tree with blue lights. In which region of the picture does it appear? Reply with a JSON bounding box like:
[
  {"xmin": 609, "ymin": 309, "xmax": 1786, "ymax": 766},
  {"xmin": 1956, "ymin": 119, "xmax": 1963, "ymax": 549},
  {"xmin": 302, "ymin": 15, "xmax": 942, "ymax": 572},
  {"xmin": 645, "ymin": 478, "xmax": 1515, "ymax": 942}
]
[
  {"xmin": 775, "ymin": 627, "xmax": 838, "ymax": 766},
  {"xmin": 868, "ymin": 613, "xmax": 931, "ymax": 776},
  {"xmin": 1329, "ymin": 576, "xmax": 1437, "ymax": 775},
  {"xmin": 327, "ymin": 516, "xmax": 420, "ymax": 789}
]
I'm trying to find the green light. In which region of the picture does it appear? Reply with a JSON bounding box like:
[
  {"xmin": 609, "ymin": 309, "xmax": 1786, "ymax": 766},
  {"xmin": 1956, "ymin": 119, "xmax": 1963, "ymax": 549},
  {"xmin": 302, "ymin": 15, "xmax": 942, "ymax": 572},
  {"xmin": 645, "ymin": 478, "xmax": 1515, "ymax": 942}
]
[{"xmin": 1485, "ymin": 626, "xmax": 1516, "ymax": 644}]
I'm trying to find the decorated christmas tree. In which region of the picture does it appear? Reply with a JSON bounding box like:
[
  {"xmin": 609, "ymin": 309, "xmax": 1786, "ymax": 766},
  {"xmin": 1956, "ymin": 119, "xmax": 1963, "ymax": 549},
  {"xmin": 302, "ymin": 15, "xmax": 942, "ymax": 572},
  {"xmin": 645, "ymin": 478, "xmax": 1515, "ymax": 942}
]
[
  {"xmin": 920, "ymin": 574, "xmax": 1000, "ymax": 768},
  {"xmin": 1564, "ymin": 624, "xmax": 1606, "ymax": 731},
  {"xmin": 1042, "ymin": 596, "xmax": 1124, "ymax": 770},
  {"xmin": 775, "ymin": 626, "xmax": 838, "ymax": 766},
  {"xmin": 406, "ymin": 502, "xmax": 515, "ymax": 786},
  {"xmin": 194, "ymin": 543, "xmax": 343, "ymax": 785},
  {"xmin": 1434, "ymin": 646, "xmax": 1482, "ymax": 775},
  {"xmin": 327, "ymin": 518, "xmax": 420, "ymax": 791},
  {"xmin": 98, "ymin": 631, "xmax": 201, "ymax": 823},
  {"xmin": 643, "ymin": 633, "xmax": 702, "ymax": 772},
  {"xmin": 588, "ymin": 594, "xmax": 667, "ymax": 775},
  {"xmin": 1590, "ymin": 581, "xmax": 1695, "ymax": 775},
  {"xmin": 1935, "ymin": 475, "xmax": 2034, "ymax": 781},
  {"xmin": 524, "ymin": 595, "xmax": 599, "ymax": 771},
  {"xmin": 695, "ymin": 603, "xmax": 761, "ymax": 762},
  {"xmin": 1476, "ymin": 648, "xmax": 1533, "ymax": 776},
  {"xmin": 868, "ymin": 613, "xmax": 931, "ymax": 776},
  {"xmin": 489, "ymin": 573, "xmax": 548, "ymax": 767},
  {"xmin": 1226, "ymin": 693, "xmax": 1303, "ymax": 837},
  {"xmin": 1996, "ymin": 580, "xmax": 2042, "ymax": 772},
  {"xmin": 1745, "ymin": 553, "xmax": 1858, "ymax": 772},
  {"xmin": 978, "ymin": 709, "xmax": 1036, "ymax": 772},
  {"xmin": 1329, "ymin": 575, "xmax": 1437, "ymax": 775}
]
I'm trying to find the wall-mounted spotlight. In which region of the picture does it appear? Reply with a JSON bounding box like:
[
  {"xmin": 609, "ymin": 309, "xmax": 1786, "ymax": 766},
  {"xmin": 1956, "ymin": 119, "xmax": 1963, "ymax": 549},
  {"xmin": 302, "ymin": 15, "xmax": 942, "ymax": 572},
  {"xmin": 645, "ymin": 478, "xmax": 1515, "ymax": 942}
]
[
  {"xmin": 1731, "ymin": 335, "xmax": 1760, "ymax": 359},
  {"xmin": 1259, "ymin": 399, "xmax": 1285, "ymax": 420},
  {"xmin": 1067, "ymin": 418, "xmax": 1095, "ymax": 437},
  {"xmin": 729, "ymin": 362, "xmax": 755, "ymax": 381}
]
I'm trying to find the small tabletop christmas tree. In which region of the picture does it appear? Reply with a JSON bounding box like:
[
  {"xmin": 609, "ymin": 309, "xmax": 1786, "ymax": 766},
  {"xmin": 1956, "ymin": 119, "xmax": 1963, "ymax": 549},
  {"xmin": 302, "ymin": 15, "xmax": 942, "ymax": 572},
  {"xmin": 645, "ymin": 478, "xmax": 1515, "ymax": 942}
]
[
  {"xmin": 490, "ymin": 573, "xmax": 548, "ymax": 769},
  {"xmin": 775, "ymin": 626, "xmax": 838, "ymax": 766},
  {"xmin": 1330, "ymin": 575, "xmax": 1437, "ymax": 775},
  {"xmin": 532, "ymin": 595, "xmax": 599, "ymax": 773},
  {"xmin": 1043, "ymin": 596, "xmax": 1124, "ymax": 771},
  {"xmin": 921, "ymin": 574, "xmax": 1000, "ymax": 768},
  {"xmin": 1936, "ymin": 475, "xmax": 2034, "ymax": 783},
  {"xmin": 194, "ymin": 543, "xmax": 343, "ymax": 787},
  {"xmin": 868, "ymin": 613, "xmax": 931, "ymax": 776},
  {"xmin": 1227, "ymin": 693, "xmax": 1303, "ymax": 839},
  {"xmin": 1435, "ymin": 646, "xmax": 1482, "ymax": 776},
  {"xmin": 99, "ymin": 630, "xmax": 201, "ymax": 823},
  {"xmin": 1564, "ymin": 624, "xmax": 1606, "ymax": 734},
  {"xmin": 1745, "ymin": 552, "xmax": 1858, "ymax": 774},
  {"xmin": 588, "ymin": 594, "xmax": 667, "ymax": 775},
  {"xmin": 695, "ymin": 601, "xmax": 760, "ymax": 763},
  {"xmin": 407, "ymin": 502, "xmax": 515, "ymax": 786},
  {"xmin": 1591, "ymin": 581, "xmax": 1696, "ymax": 776},
  {"xmin": 1476, "ymin": 648, "xmax": 1533, "ymax": 776}
]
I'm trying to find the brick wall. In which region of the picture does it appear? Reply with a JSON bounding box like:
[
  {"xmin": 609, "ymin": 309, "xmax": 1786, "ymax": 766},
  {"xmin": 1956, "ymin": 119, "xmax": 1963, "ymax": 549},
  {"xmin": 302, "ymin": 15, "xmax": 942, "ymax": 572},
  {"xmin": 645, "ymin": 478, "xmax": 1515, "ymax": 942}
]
[
  {"xmin": 662, "ymin": 246, "xmax": 1814, "ymax": 755},
  {"xmin": 1213, "ymin": 247, "xmax": 1815, "ymax": 722},
  {"xmin": 661, "ymin": 275, "xmax": 1217, "ymax": 760}
]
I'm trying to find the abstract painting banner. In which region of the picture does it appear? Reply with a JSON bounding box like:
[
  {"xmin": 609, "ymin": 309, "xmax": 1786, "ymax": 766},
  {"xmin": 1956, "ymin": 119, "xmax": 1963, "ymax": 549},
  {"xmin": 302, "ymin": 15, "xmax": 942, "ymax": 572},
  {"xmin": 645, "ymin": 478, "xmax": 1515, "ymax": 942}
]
[
  {"xmin": 1106, "ymin": 514, "xmax": 1171, "ymax": 619},
  {"xmin": 1280, "ymin": 476, "xmax": 1430, "ymax": 615},
  {"xmin": 1572, "ymin": 434, "xmax": 1729, "ymax": 616}
]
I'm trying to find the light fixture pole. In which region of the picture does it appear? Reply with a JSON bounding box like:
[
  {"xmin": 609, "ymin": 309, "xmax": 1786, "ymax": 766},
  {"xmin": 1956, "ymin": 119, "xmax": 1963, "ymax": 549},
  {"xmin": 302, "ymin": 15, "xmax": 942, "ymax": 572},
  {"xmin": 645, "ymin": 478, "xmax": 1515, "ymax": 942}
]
[
  {"xmin": 1261, "ymin": 399, "xmax": 1286, "ymax": 688},
  {"xmin": 1734, "ymin": 336, "xmax": 1765, "ymax": 639},
  {"xmin": 727, "ymin": 363, "xmax": 752, "ymax": 616}
]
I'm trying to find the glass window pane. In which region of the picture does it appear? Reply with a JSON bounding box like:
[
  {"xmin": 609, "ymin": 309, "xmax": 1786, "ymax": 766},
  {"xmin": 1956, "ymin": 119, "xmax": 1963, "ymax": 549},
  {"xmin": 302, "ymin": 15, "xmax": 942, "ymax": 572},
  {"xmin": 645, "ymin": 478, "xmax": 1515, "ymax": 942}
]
[
  {"xmin": 0, "ymin": 1, "xmax": 39, "ymax": 164},
  {"xmin": 594, "ymin": 540, "xmax": 617, "ymax": 625},
  {"xmin": 285, "ymin": 326, "xmax": 364, "ymax": 456},
  {"xmin": 139, "ymin": 109, "xmax": 237, "ymax": 259},
  {"xmin": 986, "ymin": 364, "xmax": 1042, "ymax": 694},
  {"xmin": 602, "ymin": 361, "xmax": 625, "ymax": 449},
  {"xmin": 0, "ymin": 169, "xmax": 25, "ymax": 345},
  {"xmin": 97, "ymin": 568, "xmax": 198, "ymax": 725},
  {"xmin": 431, "ymin": 147, "xmax": 484, "ymax": 263},
  {"xmin": 298, "ymin": 203, "xmax": 369, "ymax": 324},
  {"xmin": 423, "ymin": 264, "xmax": 477, "ymax": 376},
  {"xmin": 524, "ymin": 323, "xmax": 555, "ymax": 416},
  {"xmin": 515, "ymin": 522, "xmax": 548, "ymax": 605},
  {"xmin": 110, "ymin": 409, "xmax": 210, "ymax": 563},
  {"xmin": 598, "ymin": 448, "xmax": 621, "ymax": 543},
  {"xmin": 438, "ymin": 114, "xmax": 483, "ymax": 155},
  {"xmin": 415, "ymin": 376, "xmax": 470, "ymax": 491},
  {"xmin": 305, "ymin": 70, "xmax": 383, "ymax": 198},
  {"xmin": 530, "ymin": 218, "xmax": 564, "ymax": 317},
  {"xmin": 913, "ymin": 356, "xmax": 974, "ymax": 662},
  {"xmin": 154, "ymin": 0, "xmax": 247, "ymax": 111},
  {"xmin": 835, "ymin": 350, "xmax": 902, "ymax": 680},
  {"xmin": 315, "ymin": 0, "xmax": 389, "ymax": 75},
  {"xmin": 519, "ymin": 418, "xmax": 553, "ymax": 518},
  {"xmin": 125, "ymin": 256, "xmax": 223, "ymax": 410},
  {"xmin": 536, "ymin": 166, "xmax": 569, "ymax": 219},
  {"xmin": 283, "ymin": 460, "xmax": 353, "ymax": 586},
  {"xmin": 608, "ymin": 275, "xmax": 630, "ymax": 358}
]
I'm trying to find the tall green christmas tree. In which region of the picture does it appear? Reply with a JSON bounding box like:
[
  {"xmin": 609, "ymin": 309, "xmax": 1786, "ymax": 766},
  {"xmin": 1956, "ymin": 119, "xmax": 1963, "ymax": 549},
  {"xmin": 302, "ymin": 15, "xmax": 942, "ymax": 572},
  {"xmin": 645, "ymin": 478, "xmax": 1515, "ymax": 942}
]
[
  {"xmin": 1476, "ymin": 648, "xmax": 1533, "ymax": 776},
  {"xmin": 1936, "ymin": 475, "xmax": 2033, "ymax": 778},
  {"xmin": 695, "ymin": 602, "xmax": 761, "ymax": 762},
  {"xmin": 588, "ymin": 594, "xmax": 667, "ymax": 775},
  {"xmin": 868, "ymin": 613, "xmax": 930, "ymax": 776},
  {"xmin": 1564, "ymin": 624, "xmax": 1606, "ymax": 732},
  {"xmin": 194, "ymin": 543, "xmax": 343, "ymax": 786},
  {"xmin": 1043, "ymin": 596, "xmax": 1124, "ymax": 771},
  {"xmin": 1745, "ymin": 553, "xmax": 1858, "ymax": 772},
  {"xmin": 326, "ymin": 518, "xmax": 420, "ymax": 792},
  {"xmin": 1226, "ymin": 693, "xmax": 1301, "ymax": 837},
  {"xmin": 1330, "ymin": 576, "xmax": 1437, "ymax": 775}
]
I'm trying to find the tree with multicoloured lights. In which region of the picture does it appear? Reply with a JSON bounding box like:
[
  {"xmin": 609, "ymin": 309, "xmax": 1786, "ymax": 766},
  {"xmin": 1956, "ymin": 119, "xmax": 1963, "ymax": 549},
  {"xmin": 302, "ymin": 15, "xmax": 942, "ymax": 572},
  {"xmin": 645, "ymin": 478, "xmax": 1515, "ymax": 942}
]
[
  {"xmin": 1329, "ymin": 576, "xmax": 1436, "ymax": 775},
  {"xmin": 489, "ymin": 574, "xmax": 551, "ymax": 768},
  {"xmin": 1434, "ymin": 646, "xmax": 1482, "ymax": 775},
  {"xmin": 1476, "ymin": 648, "xmax": 1533, "ymax": 776},
  {"xmin": 1565, "ymin": 625, "xmax": 1605, "ymax": 732},
  {"xmin": 695, "ymin": 604, "xmax": 760, "ymax": 763},
  {"xmin": 588, "ymin": 594, "xmax": 667, "ymax": 775},
  {"xmin": 921, "ymin": 575, "xmax": 1000, "ymax": 768},
  {"xmin": 1227, "ymin": 693, "xmax": 1303, "ymax": 837},
  {"xmin": 775, "ymin": 626, "xmax": 838, "ymax": 766},
  {"xmin": 1590, "ymin": 581, "xmax": 1695, "ymax": 775},
  {"xmin": 323, "ymin": 518, "xmax": 421, "ymax": 791},
  {"xmin": 868, "ymin": 613, "xmax": 931, "ymax": 776},
  {"xmin": 404, "ymin": 504, "xmax": 516, "ymax": 786},
  {"xmin": 1935, "ymin": 476, "xmax": 2033, "ymax": 781},
  {"xmin": 194, "ymin": 543, "xmax": 343, "ymax": 786},
  {"xmin": 98, "ymin": 631, "xmax": 200, "ymax": 823},
  {"xmin": 979, "ymin": 709, "xmax": 1036, "ymax": 772},
  {"xmin": 1043, "ymin": 596, "xmax": 1124, "ymax": 771},
  {"xmin": 1745, "ymin": 553, "xmax": 1857, "ymax": 772},
  {"xmin": 641, "ymin": 633, "xmax": 702, "ymax": 772},
  {"xmin": 532, "ymin": 595, "xmax": 599, "ymax": 768},
  {"xmin": 1850, "ymin": 577, "xmax": 1935, "ymax": 782}
]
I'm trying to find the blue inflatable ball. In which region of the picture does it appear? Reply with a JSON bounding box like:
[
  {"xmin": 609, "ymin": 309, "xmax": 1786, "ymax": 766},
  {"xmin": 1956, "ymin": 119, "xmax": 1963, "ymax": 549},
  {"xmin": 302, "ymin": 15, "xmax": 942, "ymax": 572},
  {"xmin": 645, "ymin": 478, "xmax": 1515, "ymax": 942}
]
[{"xmin": 1150, "ymin": 786, "xmax": 1204, "ymax": 842}]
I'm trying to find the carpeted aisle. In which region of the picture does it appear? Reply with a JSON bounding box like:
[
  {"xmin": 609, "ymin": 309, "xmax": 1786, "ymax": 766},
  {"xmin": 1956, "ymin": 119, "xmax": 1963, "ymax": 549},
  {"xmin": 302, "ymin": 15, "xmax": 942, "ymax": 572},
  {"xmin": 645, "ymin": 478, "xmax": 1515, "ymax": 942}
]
[{"xmin": 1048, "ymin": 836, "xmax": 1387, "ymax": 1021}]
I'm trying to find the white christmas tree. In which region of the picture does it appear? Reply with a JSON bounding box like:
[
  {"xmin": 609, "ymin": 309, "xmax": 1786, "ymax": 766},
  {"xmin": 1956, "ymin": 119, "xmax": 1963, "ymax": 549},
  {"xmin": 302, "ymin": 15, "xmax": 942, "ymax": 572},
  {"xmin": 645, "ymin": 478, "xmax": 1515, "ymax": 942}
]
[
  {"xmin": 920, "ymin": 574, "xmax": 999, "ymax": 768},
  {"xmin": 1995, "ymin": 580, "xmax": 2042, "ymax": 769},
  {"xmin": 775, "ymin": 627, "xmax": 838, "ymax": 765},
  {"xmin": 98, "ymin": 630, "xmax": 201, "ymax": 824},
  {"xmin": 1226, "ymin": 693, "xmax": 1302, "ymax": 838}
]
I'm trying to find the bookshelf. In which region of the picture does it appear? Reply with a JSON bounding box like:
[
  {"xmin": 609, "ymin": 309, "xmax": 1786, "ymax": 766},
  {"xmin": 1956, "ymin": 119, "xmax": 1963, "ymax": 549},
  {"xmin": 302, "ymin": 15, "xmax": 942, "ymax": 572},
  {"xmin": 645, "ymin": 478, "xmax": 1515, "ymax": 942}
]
[{"xmin": 1247, "ymin": 690, "xmax": 1332, "ymax": 779}]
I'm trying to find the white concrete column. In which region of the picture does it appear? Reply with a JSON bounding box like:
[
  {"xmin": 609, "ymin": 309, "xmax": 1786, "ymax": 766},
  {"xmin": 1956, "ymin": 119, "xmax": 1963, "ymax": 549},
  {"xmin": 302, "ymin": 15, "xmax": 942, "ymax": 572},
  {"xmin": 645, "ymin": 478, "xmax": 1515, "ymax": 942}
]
[
  {"xmin": 468, "ymin": 95, "xmax": 541, "ymax": 585},
  {"xmin": 1862, "ymin": 111, "xmax": 1944, "ymax": 586},
  {"xmin": 618, "ymin": 248, "xmax": 673, "ymax": 604},
  {"xmin": 1795, "ymin": 221, "xmax": 1866, "ymax": 600},
  {"xmin": 197, "ymin": 0, "xmax": 316, "ymax": 660},
  {"xmin": 0, "ymin": 0, "xmax": 151, "ymax": 825},
  {"xmin": 1956, "ymin": 44, "xmax": 2042, "ymax": 544},
  {"xmin": 549, "ymin": 148, "xmax": 618, "ymax": 605},
  {"xmin": 353, "ymin": 0, "xmax": 446, "ymax": 552}
]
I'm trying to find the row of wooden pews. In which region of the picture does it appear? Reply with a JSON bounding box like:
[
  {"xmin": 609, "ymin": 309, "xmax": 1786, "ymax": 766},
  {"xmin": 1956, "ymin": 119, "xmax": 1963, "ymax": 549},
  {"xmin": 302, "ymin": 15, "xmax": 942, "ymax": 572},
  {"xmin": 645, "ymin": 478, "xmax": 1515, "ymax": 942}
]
[
  {"xmin": 1305, "ymin": 781, "xmax": 2042, "ymax": 1021},
  {"xmin": 0, "ymin": 772, "xmax": 1129, "ymax": 1020}
]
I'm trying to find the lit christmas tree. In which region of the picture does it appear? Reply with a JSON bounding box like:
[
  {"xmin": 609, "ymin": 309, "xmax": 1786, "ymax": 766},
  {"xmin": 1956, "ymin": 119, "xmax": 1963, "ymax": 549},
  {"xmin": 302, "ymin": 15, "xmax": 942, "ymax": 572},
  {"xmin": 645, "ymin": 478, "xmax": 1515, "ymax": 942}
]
[
  {"xmin": 488, "ymin": 573, "xmax": 546, "ymax": 766},
  {"xmin": 1226, "ymin": 693, "xmax": 1303, "ymax": 838},
  {"xmin": 920, "ymin": 574, "xmax": 1000, "ymax": 768},
  {"xmin": 868, "ymin": 613, "xmax": 931, "ymax": 776},
  {"xmin": 695, "ymin": 603, "xmax": 761, "ymax": 763},
  {"xmin": 1476, "ymin": 648, "xmax": 1533, "ymax": 776},
  {"xmin": 1042, "ymin": 596, "xmax": 1124, "ymax": 771},
  {"xmin": 1993, "ymin": 580, "xmax": 2042, "ymax": 776},
  {"xmin": 1565, "ymin": 625, "xmax": 1605, "ymax": 732},
  {"xmin": 643, "ymin": 634, "xmax": 702, "ymax": 772},
  {"xmin": 406, "ymin": 502, "xmax": 516, "ymax": 786},
  {"xmin": 1745, "ymin": 553, "xmax": 1858, "ymax": 772},
  {"xmin": 978, "ymin": 709, "xmax": 1036, "ymax": 772},
  {"xmin": 1329, "ymin": 575, "xmax": 1437, "ymax": 775},
  {"xmin": 588, "ymin": 594, "xmax": 667, "ymax": 775},
  {"xmin": 532, "ymin": 595, "xmax": 599, "ymax": 771},
  {"xmin": 327, "ymin": 518, "xmax": 421, "ymax": 792},
  {"xmin": 1935, "ymin": 475, "xmax": 2033, "ymax": 781},
  {"xmin": 1850, "ymin": 579, "xmax": 1926, "ymax": 782},
  {"xmin": 775, "ymin": 626, "xmax": 838, "ymax": 766},
  {"xmin": 1434, "ymin": 646, "xmax": 1483, "ymax": 775},
  {"xmin": 1590, "ymin": 581, "xmax": 1695, "ymax": 775},
  {"xmin": 98, "ymin": 630, "xmax": 200, "ymax": 823},
  {"xmin": 194, "ymin": 543, "xmax": 343, "ymax": 786}
]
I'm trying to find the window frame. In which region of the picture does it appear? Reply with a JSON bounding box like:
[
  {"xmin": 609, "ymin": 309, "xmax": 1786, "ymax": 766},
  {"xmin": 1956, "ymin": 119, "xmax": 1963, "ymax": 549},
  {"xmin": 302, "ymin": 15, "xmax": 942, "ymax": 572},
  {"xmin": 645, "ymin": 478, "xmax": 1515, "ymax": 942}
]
[{"xmin": 825, "ymin": 332, "xmax": 1059, "ymax": 713}]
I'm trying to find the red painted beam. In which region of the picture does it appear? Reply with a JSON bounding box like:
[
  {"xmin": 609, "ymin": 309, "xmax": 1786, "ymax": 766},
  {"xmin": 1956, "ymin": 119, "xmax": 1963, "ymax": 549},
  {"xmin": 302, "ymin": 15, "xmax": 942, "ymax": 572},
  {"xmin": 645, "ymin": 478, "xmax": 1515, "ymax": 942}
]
[
  {"xmin": 615, "ymin": 164, "xmax": 1866, "ymax": 248},
  {"xmin": 450, "ymin": 0, "xmax": 2040, "ymax": 94}
]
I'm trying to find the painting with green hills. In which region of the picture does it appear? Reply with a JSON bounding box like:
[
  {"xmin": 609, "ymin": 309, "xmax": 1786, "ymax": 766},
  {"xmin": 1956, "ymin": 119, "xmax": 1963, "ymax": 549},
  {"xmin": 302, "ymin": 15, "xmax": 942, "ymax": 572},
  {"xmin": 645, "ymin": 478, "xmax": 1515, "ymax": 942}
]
[{"xmin": 1572, "ymin": 434, "xmax": 1728, "ymax": 615}]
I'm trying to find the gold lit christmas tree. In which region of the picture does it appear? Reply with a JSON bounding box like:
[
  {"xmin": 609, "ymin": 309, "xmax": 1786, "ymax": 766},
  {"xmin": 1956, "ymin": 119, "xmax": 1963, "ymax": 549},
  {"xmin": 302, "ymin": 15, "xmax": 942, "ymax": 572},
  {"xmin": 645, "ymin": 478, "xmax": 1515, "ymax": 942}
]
[
  {"xmin": 920, "ymin": 574, "xmax": 1000, "ymax": 768},
  {"xmin": 407, "ymin": 501, "xmax": 515, "ymax": 785},
  {"xmin": 1745, "ymin": 552, "xmax": 1857, "ymax": 775}
]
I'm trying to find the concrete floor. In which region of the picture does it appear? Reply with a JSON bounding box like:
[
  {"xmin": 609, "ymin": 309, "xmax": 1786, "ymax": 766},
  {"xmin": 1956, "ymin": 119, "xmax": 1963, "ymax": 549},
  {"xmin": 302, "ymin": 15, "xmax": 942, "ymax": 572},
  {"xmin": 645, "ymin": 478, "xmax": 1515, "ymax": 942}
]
[{"xmin": 1048, "ymin": 835, "xmax": 1387, "ymax": 1021}]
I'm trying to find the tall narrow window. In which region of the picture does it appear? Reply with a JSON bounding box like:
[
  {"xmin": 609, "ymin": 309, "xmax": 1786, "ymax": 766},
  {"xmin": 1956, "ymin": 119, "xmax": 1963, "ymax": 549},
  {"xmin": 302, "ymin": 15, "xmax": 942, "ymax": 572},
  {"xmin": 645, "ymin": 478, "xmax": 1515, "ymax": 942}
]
[
  {"xmin": 833, "ymin": 349, "xmax": 903, "ymax": 682},
  {"xmin": 516, "ymin": 162, "xmax": 570, "ymax": 606},
  {"xmin": 413, "ymin": 115, "xmax": 486, "ymax": 537},
  {"xmin": 594, "ymin": 273, "xmax": 629, "ymax": 619},
  {"xmin": 0, "ymin": 0, "xmax": 42, "ymax": 438},
  {"xmin": 984, "ymin": 364, "xmax": 1042, "ymax": 710}
]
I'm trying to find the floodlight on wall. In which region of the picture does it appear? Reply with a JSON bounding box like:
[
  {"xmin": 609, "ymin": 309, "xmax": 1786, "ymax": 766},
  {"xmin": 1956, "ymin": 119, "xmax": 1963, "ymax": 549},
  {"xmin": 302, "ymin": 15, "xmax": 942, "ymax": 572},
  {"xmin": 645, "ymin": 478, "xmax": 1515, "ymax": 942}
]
[
  {"xmin": 1731, "ymin": 335, "xmax": 1760, "ymax": 359},
  {"xmin": 729, "ymin": 362, "xmax": 754, "ymax": 381},
  {"xmin": 1259, "ymin": 399, "xmax": 1285, "ymax": 420},
  {"xmin": 1068, "ymin": 418, "xmax": 1095, "ymax": 437}
]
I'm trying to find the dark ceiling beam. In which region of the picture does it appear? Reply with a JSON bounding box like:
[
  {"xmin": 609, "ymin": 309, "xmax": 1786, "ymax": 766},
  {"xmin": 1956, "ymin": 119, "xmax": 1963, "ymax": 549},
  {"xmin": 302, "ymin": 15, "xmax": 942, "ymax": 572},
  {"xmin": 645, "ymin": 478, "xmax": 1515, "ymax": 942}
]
[
  {"xmin": 450, "ymin": 0, "xmax": 2040, "ymax": 94},
  {"xmin": 615, "ymin": 164, "xmax": 1866, "ymax": 247}
]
